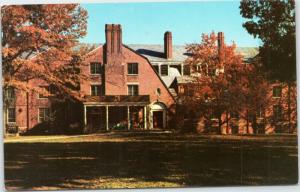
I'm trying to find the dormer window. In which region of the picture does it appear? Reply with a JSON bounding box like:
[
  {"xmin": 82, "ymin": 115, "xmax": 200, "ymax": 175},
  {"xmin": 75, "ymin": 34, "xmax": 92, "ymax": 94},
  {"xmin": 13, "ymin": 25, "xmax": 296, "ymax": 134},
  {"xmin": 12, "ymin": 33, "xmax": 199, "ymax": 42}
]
[
  {"xmin": 128, "ymin": 63, "xmax": 138, "ymax": 75},
  {"xmin": 90, "ymin": 62, "xmax": 101, "ymax": 75},
  {"xmin": 161, "ymin": 65, "xmax": 168, "ymax": 76}
]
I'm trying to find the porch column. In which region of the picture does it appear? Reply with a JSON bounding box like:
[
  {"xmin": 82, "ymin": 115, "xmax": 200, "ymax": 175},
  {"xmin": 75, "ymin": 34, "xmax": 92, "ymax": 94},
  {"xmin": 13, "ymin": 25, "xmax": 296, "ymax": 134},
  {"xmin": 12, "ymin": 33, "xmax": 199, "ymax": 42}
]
[
  {"xmin": 127, "ymin": 106, "xmax": 130, "ymax": 130},
  {"xmin": 144, "ymin": 106, "xmax": 147, "ymax": 129},
  {"xmin": 84, "ymin": 105, "xmax": 87, "ymax": 127},
  {"xmin": 181, "ymin": 64, "xmax": 184, "ymax": 75},
  {"xmin": 106, "ymin": 105, "xmax": 109, "ymax": 131}
]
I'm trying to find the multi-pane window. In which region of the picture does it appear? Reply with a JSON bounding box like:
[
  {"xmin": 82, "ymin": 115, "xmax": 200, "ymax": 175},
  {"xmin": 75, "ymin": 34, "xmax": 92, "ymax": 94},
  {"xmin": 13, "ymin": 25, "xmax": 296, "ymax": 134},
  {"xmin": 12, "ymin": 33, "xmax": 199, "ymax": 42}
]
[
  {"xmin": 91, "ymin": 85, "xmax": 102, "ymax": 96},
  {"xmin": 128, "ymin": 63, "xmax": 138, "ymax": 75},
  {"xmin": 6, "ymin": 87, "xmax": 15, "ymax": 99},
  {"xmin": 39, "ymin": 86, "xmax": 50, "ymax": 99},
  {"xmin": 7, "ymin": 108, "xmax": 16, "ymax": 122},
  {"xmin": 273, "ymin": 105, "xmax": 282, "ymax": 121},
  {"xmin": 90, "ymin": 62, "xmax": 101, "ymax": 74},
  {"xmin": 39, "ymin": 108, "xmax": 50, "ymax": 122},
  {"xmin": 160, "ymin": 65, "xmax": 168, "ymax": 76},
  {"xmin": 273, "ymin": 86, "xmax": 282, "ymax": 97},
  {"xmin": 128, "ymin": 85, "xmax": 139, "ymax": 96}
]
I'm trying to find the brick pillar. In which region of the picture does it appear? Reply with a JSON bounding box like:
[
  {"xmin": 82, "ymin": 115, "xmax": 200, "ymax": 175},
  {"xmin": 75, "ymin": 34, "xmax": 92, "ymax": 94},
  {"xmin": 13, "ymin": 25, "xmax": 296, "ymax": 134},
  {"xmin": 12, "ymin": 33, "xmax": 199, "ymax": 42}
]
[{"xmin": 217, "ymin": 32, "xmax": 225, "ymax": 64}]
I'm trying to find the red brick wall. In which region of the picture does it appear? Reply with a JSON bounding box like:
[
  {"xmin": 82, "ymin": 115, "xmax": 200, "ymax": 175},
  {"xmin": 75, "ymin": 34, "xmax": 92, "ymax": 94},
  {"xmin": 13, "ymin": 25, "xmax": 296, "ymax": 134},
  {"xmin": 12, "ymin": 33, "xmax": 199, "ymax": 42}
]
[{"xmin": 81, "ymin": 45, "xmax": 175, "ymax": 108}]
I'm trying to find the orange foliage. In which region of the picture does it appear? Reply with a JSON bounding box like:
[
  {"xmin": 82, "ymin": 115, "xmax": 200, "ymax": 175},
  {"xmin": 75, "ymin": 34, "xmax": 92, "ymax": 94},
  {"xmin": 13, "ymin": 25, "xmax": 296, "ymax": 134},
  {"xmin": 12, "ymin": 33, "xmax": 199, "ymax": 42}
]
[{"xmin": 2, "ymin": 4, "xmax": 88, "ymax": 100}]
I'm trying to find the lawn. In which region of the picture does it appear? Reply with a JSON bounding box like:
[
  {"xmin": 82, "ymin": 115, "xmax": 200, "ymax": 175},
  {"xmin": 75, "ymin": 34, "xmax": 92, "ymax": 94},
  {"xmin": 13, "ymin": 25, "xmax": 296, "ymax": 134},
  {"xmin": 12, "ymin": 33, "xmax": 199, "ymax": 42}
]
[{"xmin": 4, "ymin": 132, "xmax": 298, "ymax": 190}]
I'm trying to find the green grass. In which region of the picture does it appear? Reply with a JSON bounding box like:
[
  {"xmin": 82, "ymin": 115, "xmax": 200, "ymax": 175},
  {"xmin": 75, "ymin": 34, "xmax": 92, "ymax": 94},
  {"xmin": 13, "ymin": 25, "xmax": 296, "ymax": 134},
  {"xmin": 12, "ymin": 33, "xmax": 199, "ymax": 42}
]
[{"xmin": 4, "ymin": 133, "xmax": 298, "ymax": 190}]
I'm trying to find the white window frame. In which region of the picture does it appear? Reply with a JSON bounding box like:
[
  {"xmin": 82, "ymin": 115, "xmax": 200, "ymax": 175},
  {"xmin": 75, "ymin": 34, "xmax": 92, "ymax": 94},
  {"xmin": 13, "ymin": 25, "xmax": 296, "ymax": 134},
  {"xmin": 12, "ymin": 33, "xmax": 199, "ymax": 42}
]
[
  {"xmin": 90, "ymin": 62, "xmax": 101, "ymax": 75},
  {"xmin": 7, "ymin": 108, "xmax": 16, "ymax": 123},
  {"xmin": 90, "ymin": 84, "xmax": 101, "ymax": 96},
  {"xmin": 38, "ymin": 107, "xmax": 50, "ymax": 123},
  {"xmin": 127, "ymin": 83, "xmax": 139, "ymax": 96}
]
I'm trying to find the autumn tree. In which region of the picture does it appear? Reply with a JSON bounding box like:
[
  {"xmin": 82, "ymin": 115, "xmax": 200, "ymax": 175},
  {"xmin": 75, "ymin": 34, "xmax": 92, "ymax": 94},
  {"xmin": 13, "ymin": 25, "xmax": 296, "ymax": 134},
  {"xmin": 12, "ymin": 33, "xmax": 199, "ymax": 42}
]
[
  {"xmin": 183, "ymin": 32, "xmax": 268, "ymax": 134},
  {"xmin": 240, "ymin": 0, "xmax": 296, "ymax": 131},
  {"xmin": 2, "ymin": 4, "xmax": 88, "ymax": 100}
]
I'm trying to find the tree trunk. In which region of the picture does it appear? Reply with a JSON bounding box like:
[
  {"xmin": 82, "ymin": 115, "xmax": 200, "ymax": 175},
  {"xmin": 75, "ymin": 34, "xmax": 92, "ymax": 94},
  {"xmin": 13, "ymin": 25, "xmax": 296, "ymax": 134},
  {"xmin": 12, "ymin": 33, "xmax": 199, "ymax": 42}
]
[
  {"xmin": 226, "ymin": 111, "xmax": 229, "ymax": 134},
  {"xmin": 218, "ymin": 116, "xmax": 222, "ymax": 134},
  {"xmin": 287, "ymin": 81, "xmax": 291, "ymax": 133},
  {"xmin": 246, "ymin": 109, "xmax": 249, "ymax": 134}
]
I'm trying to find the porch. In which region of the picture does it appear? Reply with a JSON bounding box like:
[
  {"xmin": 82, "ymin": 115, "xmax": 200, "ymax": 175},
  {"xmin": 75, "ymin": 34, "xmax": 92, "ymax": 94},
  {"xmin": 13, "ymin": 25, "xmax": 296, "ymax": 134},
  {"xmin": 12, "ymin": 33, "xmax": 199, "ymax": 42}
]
[{"xmin": 83, "ymin": 95, "xmax": 150, "ymax": 132}]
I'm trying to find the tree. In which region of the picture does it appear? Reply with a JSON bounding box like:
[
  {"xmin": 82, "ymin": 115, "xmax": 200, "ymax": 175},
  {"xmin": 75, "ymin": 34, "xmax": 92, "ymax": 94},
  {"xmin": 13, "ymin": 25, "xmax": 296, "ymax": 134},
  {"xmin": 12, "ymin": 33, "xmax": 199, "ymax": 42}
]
[
  {"xmin": 240, "ymin": 0, "xmax": 296, "ymax": 132},
  {"xmin": 183, "ymin": 32, "xmax": 268, "ymax": 134},
  {"xmin": 2, "ymin": 4, "xmax": 88, "ymax": 100}
]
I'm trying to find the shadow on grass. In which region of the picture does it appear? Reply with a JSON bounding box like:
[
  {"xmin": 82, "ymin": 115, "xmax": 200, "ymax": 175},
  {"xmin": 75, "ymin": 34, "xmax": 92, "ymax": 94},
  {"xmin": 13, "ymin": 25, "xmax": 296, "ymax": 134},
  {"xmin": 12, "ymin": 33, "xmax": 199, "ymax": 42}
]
[{"xmin": 4, "ymin": 135, "xmax": 298, "ymax": 190}]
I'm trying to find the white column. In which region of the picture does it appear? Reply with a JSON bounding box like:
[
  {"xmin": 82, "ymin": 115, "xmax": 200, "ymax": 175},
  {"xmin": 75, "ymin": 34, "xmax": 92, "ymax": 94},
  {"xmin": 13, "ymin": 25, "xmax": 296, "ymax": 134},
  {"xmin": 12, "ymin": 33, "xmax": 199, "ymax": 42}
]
[
  {"xmin": 106, "ymin": 105, "xmax": 109, "ymax": 131},
  {"xmin": 158, "ymin": 65, "xmax": 161, "ymax": 76},
  {"xmin": 144, "ymin": 106, "xmax": 147, "ymax": 129},
  {"xmin": 127, "ymin": 106, "xmax": 130, "ymax": 130},
  {"xmin": 84, "ymin": 105, "xmax": 87, "ymax": 127},
  {"xmin": 181, "ymin": 64, "xmax": 184, "ymax": 75}
]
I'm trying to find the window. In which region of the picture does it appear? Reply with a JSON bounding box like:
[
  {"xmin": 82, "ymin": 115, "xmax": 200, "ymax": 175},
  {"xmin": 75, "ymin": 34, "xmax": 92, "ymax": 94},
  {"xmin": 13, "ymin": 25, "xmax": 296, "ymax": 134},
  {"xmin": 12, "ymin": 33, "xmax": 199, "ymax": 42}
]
[
  {"xmin": 128, "ymin": 63, "xmax": 138, "ymax": 75},
  {"xmin": 160, "ymin": 65, "xmax": 168, "ymax": 76},
  {"xmin": 39, "ymin": 86, "xmax": 51, "ymax": 99},
  {"xmin": 128, "ymin": 85, "xmax": 139, "ymax": 96},
  {"xmin": 273, "ymin": 105, "xmax": 282, "ymax": 121},
  {"xmin": 91, "ymin": 85, "xmax": 102, "ymax": 96},
  {"xmin": 90, "ymin": 62, "xmax": 101, "ymax": 74},
  {"xmin": 6, "ymin": 87, "xmax": 15, "ymax": 99},
  {"xmin": 153, "ymin": 65, "xmax": 159, "ymax": 74},
  {"xmin": 183, "ymin": 65, "xmax": 191, "ymax": 76},
  {"xmin": 39, "ymin": 108, "xmax": 50, "ymax": 122},
  {"xmin": 273, "ymin": 86, "xmax": 282, "ymax": 98},
  {"xmin": 7, "ymin": 108, "xmax": 16, "ymax": 122}
]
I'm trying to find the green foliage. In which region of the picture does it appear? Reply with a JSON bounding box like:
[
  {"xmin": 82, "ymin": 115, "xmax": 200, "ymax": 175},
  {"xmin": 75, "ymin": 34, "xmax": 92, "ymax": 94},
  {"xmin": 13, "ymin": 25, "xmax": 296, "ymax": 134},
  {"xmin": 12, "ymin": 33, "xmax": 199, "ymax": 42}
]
[{"xmin": 240, "ymin": 0, "xmax": 296, "ymax": 82}]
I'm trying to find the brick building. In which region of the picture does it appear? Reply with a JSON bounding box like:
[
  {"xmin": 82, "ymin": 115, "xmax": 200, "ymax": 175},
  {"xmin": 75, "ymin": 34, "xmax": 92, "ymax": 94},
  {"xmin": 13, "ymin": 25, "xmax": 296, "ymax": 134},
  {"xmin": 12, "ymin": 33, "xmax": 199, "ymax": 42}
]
[{"xmin": 3, "ymin": 24, "xmax": 296, "ymax": 134}]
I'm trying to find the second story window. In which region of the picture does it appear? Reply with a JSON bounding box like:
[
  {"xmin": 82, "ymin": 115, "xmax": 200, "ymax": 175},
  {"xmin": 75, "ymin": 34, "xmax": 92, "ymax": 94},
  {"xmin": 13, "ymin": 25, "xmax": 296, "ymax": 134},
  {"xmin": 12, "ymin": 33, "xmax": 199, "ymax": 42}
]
[
  {"xmin": 273, "ymin": 86, "xmax": 282, "ymax": 98},
  {"xmin": 128, "ymin": 85, "xmax": 139, "ymax": 96},
  {"xmin": 7, "ymin": 108, "xmax": 16, "ymax": 123},
  {"xmin": 90, "ymin": 62, "xmax": 101, "ymax": 75},
  {"xmin": 128, "ymin": 63, "xmax": 138, "ymax": 75},
  {"xmin": 91, "ymin": 85, "xmax": 102, "ymax": 96},
  {"xmin": 161, "ymin": 65, "xmax": 168, "ymax": 76}
]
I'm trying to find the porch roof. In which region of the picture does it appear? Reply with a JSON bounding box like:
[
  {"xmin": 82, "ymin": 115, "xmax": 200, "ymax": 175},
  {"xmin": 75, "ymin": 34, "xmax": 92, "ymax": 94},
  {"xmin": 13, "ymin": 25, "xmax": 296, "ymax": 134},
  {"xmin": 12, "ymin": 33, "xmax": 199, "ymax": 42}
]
[{"xmin": 83, "ymin": 95, "xmax": 150, "ymax": 106}]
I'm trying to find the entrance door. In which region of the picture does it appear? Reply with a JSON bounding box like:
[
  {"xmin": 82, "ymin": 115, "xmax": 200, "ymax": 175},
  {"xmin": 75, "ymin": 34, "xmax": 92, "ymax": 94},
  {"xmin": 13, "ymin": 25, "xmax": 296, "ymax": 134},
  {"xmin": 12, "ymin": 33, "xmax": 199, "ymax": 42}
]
[{"xmin": 153, "ymin": 111, "xmax": 163, "ymax": 128}]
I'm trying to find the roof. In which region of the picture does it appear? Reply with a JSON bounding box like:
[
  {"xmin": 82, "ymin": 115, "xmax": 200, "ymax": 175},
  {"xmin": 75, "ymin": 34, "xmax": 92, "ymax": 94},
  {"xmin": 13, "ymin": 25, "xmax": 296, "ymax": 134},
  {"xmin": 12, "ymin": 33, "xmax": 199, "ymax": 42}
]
[
  {"xmin": 84, "ymin": 95, "xmax": 150, "ymax": 104},
  {"xmin": 127, "ymin": 44, "xmax": 259, "ymax": 62}
]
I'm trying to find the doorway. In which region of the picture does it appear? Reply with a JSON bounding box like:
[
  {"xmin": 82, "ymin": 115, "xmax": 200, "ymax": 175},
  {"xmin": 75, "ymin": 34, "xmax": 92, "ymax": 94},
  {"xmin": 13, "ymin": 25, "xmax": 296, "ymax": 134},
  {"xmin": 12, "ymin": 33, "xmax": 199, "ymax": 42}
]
[{"xmin": 153, "ymin": 111, "xmax": 163, "ymax": 128}]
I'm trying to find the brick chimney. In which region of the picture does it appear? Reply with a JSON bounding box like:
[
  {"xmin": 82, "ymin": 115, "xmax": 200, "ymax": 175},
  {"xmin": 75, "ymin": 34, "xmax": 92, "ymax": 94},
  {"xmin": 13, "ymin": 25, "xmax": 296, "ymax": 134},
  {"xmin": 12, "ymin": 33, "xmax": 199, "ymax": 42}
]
[
  {"xmin": 217, "ymin": 32, "xmax": 225, "ymax": 64},
  {"xmin": 104, "ymin": 24, "xmax": 122, "ymax": 64},
  {"xmin": 164, "ymin": 31, "xmax": 172, "ymax": 59},
  {"xmin": 103, "ymin": 24, "xmax": 124, "ymax": 95}
]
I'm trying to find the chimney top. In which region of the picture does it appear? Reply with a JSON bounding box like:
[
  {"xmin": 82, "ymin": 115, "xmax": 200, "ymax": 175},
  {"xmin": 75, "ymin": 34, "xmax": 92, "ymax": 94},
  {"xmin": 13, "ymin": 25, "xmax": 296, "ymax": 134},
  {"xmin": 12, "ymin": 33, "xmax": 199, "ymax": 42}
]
[{"xmin": 164, "ymin": 31, "xmax": 173, "ymax": 59}]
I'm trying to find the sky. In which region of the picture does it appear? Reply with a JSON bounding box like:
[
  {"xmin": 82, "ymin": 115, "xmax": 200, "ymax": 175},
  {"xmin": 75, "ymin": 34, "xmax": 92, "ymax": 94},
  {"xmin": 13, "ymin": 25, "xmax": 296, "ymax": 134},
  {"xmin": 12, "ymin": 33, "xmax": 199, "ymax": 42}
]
[{"xmin": 80, "ymin": 1, "xmax": 261, "ymax": 47}]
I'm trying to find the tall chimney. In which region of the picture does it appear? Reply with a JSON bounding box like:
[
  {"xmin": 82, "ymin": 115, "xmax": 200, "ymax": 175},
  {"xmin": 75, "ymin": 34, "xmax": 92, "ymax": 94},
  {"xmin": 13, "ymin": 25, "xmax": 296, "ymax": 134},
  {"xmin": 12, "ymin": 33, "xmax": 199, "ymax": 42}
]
[
  {"xmin": 164, "ymin": 31, "xmax": 172, "ymax": 59},
  {"xmin": 217, "ymin": 32, "xmax": 225, "ymax": 64},
  {"xmin": 105, "ymin": 24, "xmax": 122, "ymax": 64}
]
